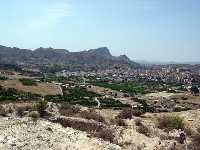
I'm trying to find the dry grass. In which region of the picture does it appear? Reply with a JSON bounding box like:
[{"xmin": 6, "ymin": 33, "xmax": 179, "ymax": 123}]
[
  {"xmin": 158, "ymin": 116, "xmax": 185, "ymax": 131},
  {"xmin": 189, "ymin": 128, "xmax": 200, "ymax": 150}
]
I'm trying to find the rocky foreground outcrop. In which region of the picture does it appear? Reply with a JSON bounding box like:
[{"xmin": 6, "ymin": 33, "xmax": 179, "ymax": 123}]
[{"xmin": 0, "ymin": 117, "xmax": 120, "ymax": 150}]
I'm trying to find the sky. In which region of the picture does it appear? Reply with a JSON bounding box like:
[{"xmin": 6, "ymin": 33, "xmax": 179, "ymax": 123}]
[{"xmin": 0, "ymin": 0, "xmax": 200, "ymax": 62}]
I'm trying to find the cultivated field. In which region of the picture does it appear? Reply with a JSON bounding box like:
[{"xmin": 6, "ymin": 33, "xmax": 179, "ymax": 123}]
[{"xmin": 0, "ymin": 79, "xmax": 62, "ymax": 96}]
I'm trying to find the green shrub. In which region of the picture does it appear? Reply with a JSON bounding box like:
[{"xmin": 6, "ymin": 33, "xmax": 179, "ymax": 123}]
[
  {"xmin": 29, "ymin": 111, "xmax": 40, "ymax": 122},
  {"xmin": 94, "ymin": 82, "xmax": 148, "ymax": 95},
  {"xmin": 134, "ymin": 99, "xmax": 155, "ymax": 113},
  {"xmin": 158, "ymin": 116, "xmax": 185, "ymax": 131},
  {"xmin": 99, "ymin": 98, "xmax": 131, "ymax": 109},
  {"xmin": 0, "ymin": 76, "xmax": 8, "ymax": 80},
  {"xmin": 19, "ymin": 78, "xmax": 37, "ymax": 86}
]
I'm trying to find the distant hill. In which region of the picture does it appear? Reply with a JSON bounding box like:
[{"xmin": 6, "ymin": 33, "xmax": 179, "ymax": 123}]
[{"xmin": 0, "ymin": 45, "xmax": 139, "ymax": 72}]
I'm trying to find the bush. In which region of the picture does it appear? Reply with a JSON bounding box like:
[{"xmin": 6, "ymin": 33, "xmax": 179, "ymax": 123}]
[
  {"xmin": 118, "ymin": 108, "xmax": 133, "ymax": 119},
  {"xmin": 57, "ymin": 117, "xmax": 104, "ymax": 133},
  {"xmin": 94, "ymin": 128, "xmax": 115, "ymax": 143},
  {"xmin": 0, "ymin": 105, "xmax": 7, "ymax": 116},
  {"xmin": 158, "ymin": 116, "xmax": 185, "ymax": 131},
  {"xmin": 34, "ymin": 100, "xmax": 48, "ymax": 117},
  {"xmin": 111, "ymin": 118, "xmax": 126, "ymax": 126},
  {"xmin": 137, "ymin": 123, "xmax": 151, "ymax": 137},
  {"xmin": 135, "ymin": 118, "xmax": 142, "ymax": 126},
  {"xmin": 79, "ymin": 109, "xmax": 105, "ymax": 123},
  {"xmin": 29, "ymin": 111, "xmax": 40, "ymax": 122},
  {"xmin": 59, "ymin": 103, "xmax": 81, "ymax": 116},
  {"xmin": 0, "ymin": 76, "xmax": 8, "ymax": 80},
  {"xmin": 19, "ymin": 78, "xmax": 37, "ymax": 86},
  {"xmin": 57, "ymin": 117, "xmax": 116, "ymax": 143},
  {"xmin": 132, "ymin": 109, "xmax": 144, "ymax": 117}
]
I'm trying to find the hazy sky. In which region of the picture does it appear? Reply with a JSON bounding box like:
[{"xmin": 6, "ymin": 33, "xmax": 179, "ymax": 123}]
[{"xmin": 0, "ymin": 0, "xmax": 200, "ymax": 62}]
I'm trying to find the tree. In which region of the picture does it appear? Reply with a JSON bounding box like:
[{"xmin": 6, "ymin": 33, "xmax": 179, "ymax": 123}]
[{"xmin": 191, "ymin": 86, "xmax": 199, "ymax": 96}]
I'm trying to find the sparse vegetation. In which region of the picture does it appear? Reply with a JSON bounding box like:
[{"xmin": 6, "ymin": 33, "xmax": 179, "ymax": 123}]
[{"xmin": 158, "ymin": 116, "xmax": 185, "ymax": 131}]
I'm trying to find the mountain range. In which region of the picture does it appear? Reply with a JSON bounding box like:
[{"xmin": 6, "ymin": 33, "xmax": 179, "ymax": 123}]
[{"xmin": 0, "ymin": 45, "xmax": 139, "ymax": 72}]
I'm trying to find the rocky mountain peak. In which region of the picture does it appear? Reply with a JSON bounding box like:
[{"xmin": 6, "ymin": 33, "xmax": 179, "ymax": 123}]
[{"xmin": 88, "ymin": 47, "xmax": 112, "ymax": 57}]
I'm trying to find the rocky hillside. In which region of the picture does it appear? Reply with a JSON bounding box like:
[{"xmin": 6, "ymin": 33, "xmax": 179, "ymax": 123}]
[
  {"xmin": 0, "ymin": 117, "xmax": 120, "ymax": 150},
  {"xmin": 0, "ymin": 45, "xmax": 139, "ymax": 72}
]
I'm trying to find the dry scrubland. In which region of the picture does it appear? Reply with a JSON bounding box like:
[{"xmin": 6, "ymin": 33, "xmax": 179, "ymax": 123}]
[{"xmin": 0, "ymin": 101, "xmax": 199, "ymax": 150}]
